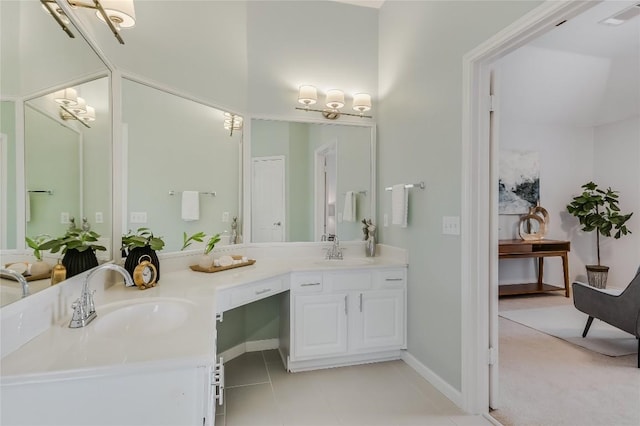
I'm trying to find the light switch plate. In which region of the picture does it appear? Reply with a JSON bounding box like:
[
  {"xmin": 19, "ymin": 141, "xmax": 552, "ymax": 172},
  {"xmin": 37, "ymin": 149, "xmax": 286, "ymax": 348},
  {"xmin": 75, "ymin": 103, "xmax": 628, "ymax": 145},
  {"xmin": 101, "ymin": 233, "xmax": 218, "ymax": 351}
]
[
  {"xmin": 95, "ymin": 212, "xmax": 104, "ymax": 223},
  {"xmin": 130, "ymin": 212, "xmax": 147, "ymax": 224},
  {"xmin": 60, "ymin": 212, "xmax": 70, "ymax": 224},
  {"xmin": 222, "ymin": 212, "xmax": 229, "ymax": 222},
  {"xmin": 442, "ymin": 216, "xmax": 460, "ymax": 235}
]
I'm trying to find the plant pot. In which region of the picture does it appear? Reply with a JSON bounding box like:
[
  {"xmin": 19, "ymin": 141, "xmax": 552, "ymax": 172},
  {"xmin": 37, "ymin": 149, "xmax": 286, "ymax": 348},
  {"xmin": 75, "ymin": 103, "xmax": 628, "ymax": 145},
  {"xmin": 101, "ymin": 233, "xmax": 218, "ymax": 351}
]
[
  {"xmin": 124, "ymin": 246, "xmax": 161, "ymax": 282},
  {"xmin": 586, "ymin": 265, "xmax": 609, "ymax": 289},
  {"xmin": 62, "ymin": 249, "xmax": 99, "ymax": 278}
]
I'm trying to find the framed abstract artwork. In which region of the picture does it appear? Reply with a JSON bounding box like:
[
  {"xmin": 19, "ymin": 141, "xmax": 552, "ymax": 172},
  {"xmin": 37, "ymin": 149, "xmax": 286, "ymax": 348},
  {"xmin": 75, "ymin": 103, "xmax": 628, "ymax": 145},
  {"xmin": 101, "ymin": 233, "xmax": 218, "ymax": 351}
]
[{"xmin": 499, "ymin": 150, "xmax": 540, "ymax": 214}]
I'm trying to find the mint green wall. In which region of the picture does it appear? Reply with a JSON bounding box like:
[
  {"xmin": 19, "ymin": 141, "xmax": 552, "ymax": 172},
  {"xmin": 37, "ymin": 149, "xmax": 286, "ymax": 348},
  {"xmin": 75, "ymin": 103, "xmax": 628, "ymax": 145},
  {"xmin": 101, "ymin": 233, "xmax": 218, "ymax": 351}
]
[
  {"xmin": 123, "ymin": 79, "xmax": 241, "ymax": 251},
  {"xmin": 217, "ymin": 294, "xmax": 282, "ymax": 353},
  {"xmin": 288, "ymin": 122, "xmax": 311, "ymax": 241},
  {"xmin": 1, "ymin": 101, "xmax": 17, "ymax": 248},
  {"xmin": 25, "ymin": 106, "xmax": 80, "ymax": 239},
  {"xmin": 378, "ymin": 0, "xmax": 543, "ymax": 390}
]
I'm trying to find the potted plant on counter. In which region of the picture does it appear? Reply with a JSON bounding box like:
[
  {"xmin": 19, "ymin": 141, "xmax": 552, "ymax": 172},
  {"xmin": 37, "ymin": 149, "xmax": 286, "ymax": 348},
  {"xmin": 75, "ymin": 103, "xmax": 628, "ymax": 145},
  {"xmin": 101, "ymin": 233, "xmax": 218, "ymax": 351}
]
[
  {"xmin": 566, "ymin": 181, "xmax": 633, "ymax": 288},
  {"xmin": 122, "ymin": 227, "xmax": 165, "ymax": 282},
  {"xmin": 38, "ymin": 228, "xmax": 106, "ymax": 278},
  {"xmin": 25, "ymin": 234, "xmax": 53, "ymax": 276}
]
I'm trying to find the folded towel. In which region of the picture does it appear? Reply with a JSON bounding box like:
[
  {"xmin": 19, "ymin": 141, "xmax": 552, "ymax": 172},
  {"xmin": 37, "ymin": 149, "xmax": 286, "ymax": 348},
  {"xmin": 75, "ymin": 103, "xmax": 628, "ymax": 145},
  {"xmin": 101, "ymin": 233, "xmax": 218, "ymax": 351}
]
[
  {"xmin": 181, "ymin": 191, "xmax": 200, "ymax": 221},
  {"xmin": 391, "ymin": 184, "xmax": 408, "ymax": 227},
  {"xmin": 343, "ymin": 191, "xmax": 356, "ymax": 222}
]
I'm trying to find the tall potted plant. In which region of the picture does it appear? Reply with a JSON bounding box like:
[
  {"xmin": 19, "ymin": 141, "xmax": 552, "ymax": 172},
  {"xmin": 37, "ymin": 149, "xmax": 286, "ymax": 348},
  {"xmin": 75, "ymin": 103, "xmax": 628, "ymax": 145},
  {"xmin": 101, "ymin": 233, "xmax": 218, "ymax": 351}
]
[
  {"xmin": 38, "ymin": 228, "xmax": 106, "ymax": 278},
  {"xmin": 566, "ymin": 181, "xmax": 633, "ymax": 288},
  {"xmin": 121, "ymin": 228, "xmax": 165, "ymax": 281}
]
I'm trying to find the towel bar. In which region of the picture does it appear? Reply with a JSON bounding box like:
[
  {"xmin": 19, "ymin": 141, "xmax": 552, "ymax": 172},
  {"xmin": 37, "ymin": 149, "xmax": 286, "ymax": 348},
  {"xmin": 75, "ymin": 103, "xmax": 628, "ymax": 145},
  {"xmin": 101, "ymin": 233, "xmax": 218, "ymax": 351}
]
[
  {"xmin": 341, "ymin": 190, "xmax": 368, "ymax": 196},
  {"xmin": 169, "ymin": 190, "xmax": 217, "ymax": 197},
  {"xmin": 385, "ymin": 182, "xmax": 425, "ymax": 191}
]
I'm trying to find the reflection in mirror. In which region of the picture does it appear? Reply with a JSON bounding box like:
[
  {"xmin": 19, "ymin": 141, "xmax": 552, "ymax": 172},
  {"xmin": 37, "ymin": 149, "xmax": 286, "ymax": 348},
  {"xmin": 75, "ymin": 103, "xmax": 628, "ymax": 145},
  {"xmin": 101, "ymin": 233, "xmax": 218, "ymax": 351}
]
[
  {"xmin": 24, "ymin": 77, "xmax": 111, "ymax": 252},
  {"xmin": 122, "ymin": 78, "xmax": 242, "ymax": 252},
  {"xmin": 0, "ymin": 0, "xmax": 111, "ymax": 306},
  {"xmin": 251, "ymin": 119, "xmax": 374, "ymax": 243}
]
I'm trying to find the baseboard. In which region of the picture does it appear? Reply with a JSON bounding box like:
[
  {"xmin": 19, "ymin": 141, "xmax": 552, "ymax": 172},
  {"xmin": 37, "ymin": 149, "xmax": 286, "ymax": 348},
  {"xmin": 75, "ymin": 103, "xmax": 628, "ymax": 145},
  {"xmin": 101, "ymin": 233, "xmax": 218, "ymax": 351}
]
[
  {"xmin": 401, "ymin": 350, "xmax": 463, "ymax": 408},
  {"xmin": 219, "ymin": 338, "xmax": 280, "ymax": 363}
]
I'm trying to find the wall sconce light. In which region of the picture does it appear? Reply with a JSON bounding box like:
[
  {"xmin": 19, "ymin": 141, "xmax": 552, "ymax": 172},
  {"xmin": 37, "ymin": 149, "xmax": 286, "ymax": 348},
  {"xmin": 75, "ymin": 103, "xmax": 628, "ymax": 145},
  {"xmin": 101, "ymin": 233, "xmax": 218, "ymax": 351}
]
[
  {"xmin": 224, "ymin": 112, "xmax": 243, "ymax": 136},
  {"xmin": 295, "ymin": 85, "xmax": 372, "ymax": 120},
  {"xmin": 56, "ymin": 88, "xmax": 95, "ymax": 128},
  {"xmin": 40, "ymin": 0, "xmax": 136, "ymax": 45}
]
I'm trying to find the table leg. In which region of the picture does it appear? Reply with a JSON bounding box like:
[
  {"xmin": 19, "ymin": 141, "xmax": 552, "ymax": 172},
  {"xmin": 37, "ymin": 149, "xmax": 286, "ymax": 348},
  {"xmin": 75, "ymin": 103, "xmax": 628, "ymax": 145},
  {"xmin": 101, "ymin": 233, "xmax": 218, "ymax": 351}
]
[
  {"xmin": 562, "ymin": 253, "xmax": 570, "ymax": 298},
  {"xmin": 537, "ymin": 257, "xmax": 544, "ymax": 291}
]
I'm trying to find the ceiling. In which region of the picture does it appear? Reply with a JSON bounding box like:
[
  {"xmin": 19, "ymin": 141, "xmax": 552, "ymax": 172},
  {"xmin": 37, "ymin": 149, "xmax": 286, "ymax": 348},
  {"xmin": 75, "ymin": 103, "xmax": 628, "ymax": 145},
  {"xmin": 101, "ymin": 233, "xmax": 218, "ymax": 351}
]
[{"xmin": 530, "ymin": 0, "xmax": 640, "ymax": 60}]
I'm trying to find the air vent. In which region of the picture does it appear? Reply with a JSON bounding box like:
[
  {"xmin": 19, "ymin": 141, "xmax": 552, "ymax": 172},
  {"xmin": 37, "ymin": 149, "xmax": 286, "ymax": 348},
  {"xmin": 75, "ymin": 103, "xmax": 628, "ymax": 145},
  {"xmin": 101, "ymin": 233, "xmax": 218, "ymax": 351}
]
[{"xmin": 599, "ymin": 3, "xmax": 640, "ymax": 26}]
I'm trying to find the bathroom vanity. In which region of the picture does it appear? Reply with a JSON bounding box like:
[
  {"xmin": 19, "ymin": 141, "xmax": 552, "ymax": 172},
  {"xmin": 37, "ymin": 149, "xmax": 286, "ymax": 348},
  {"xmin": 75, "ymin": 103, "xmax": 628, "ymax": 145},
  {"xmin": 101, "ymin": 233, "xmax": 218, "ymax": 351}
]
[{"xmin": 0, "ymin": 243, "xmax": 407, "ymax": 426}]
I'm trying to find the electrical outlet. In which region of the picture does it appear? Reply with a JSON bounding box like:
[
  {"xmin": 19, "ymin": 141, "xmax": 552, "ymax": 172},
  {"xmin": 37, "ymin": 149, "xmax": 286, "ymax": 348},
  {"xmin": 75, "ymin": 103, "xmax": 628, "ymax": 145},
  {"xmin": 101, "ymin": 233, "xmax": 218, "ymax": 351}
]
[
  {"xmin": 130, "ymin": 212, "xmax": 147, "ymax": 224},
  {"xmin": 60, "ymin": 212, "xmax": 70, "ymax": 224},
  {"xmin": 222, "ymin": 212, "xmax": 229, "ymax": 222},
  {"xmin": 442, "ymin": 216, "xmax": 460, "ymax": 235},
  {"xmin": 95, "ymin": 212, "xmax": 104, "ymax": 223}
]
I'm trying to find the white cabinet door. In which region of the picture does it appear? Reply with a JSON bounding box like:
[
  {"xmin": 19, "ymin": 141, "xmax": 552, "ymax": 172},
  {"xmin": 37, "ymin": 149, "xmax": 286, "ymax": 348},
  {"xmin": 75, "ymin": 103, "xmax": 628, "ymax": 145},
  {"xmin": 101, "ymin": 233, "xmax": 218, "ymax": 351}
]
[
  {"xmin": 352, "ymin": 289, "xmax": 405, "ymax": 351},
  {"xmin": 293, "ymin": 293, "xmax": 348, "ymax": 359}
]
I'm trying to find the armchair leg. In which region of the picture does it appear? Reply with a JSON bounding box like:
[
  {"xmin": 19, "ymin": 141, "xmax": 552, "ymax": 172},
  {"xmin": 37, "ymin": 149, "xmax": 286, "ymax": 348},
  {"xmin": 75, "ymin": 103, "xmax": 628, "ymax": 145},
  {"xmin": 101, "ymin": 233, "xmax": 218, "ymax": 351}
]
[{"xmin": 582, "ymin": 316, "xmax": 594, "ymax": 338}]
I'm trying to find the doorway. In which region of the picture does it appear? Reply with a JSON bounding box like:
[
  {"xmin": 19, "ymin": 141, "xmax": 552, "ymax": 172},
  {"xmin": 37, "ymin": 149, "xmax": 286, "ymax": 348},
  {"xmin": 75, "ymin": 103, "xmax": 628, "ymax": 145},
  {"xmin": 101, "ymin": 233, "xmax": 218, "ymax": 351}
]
[{"xmin": 314, "ymin": 143, "xmax": 337, "ymax": 241}]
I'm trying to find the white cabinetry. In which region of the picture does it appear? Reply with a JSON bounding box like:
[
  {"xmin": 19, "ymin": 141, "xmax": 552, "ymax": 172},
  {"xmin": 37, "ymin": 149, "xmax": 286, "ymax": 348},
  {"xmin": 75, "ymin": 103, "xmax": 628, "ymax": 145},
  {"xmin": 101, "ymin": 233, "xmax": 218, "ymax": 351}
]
[{"xmin": 286, "ymin": 267, "xmax": 406, "ymax": 372}]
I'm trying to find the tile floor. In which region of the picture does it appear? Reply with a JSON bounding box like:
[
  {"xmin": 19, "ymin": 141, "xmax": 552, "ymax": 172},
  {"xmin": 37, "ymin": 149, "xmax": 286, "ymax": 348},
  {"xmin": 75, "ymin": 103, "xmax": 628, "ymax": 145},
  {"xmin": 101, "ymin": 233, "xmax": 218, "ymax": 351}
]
[{"xmin": 215, "ymin": 350, "xmax": 494, "ymax": 426}]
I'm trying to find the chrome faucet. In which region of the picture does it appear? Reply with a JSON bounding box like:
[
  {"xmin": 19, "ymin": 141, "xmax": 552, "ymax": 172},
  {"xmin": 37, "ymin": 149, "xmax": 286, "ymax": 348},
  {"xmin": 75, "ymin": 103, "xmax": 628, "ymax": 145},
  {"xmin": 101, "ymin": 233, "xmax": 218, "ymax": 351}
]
[
  {"xmin": 69, "ymin": 264, "xmax": 134, "ymax": 329},
  {"xmin": 0, "ymin": 268, "xmax": 30, "ymax": 298},
  {"xmin": 325, "ymin": 236, "xmax": 343, "ymax": 260}
]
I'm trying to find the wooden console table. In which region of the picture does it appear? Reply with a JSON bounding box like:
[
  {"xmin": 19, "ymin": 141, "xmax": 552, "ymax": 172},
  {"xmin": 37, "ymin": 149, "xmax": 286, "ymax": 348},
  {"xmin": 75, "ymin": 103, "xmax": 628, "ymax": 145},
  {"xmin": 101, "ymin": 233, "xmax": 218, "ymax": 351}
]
[{"xmin": 499, "ymin": 239, "xmax": 570, "ymax": 297}]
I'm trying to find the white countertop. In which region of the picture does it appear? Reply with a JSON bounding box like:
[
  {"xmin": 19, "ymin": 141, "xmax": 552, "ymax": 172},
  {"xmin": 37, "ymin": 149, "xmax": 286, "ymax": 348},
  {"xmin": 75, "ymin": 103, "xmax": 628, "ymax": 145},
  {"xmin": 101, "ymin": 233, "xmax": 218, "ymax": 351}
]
[{"xmin": 1, "ymin": 254, "xmax": 406, "ymax": 383}]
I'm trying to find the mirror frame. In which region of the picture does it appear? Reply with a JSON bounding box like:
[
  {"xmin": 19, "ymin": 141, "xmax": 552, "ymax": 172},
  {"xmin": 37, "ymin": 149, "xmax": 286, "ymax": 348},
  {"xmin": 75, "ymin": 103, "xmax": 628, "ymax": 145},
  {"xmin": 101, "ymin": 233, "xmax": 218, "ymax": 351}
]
[{"xmin": 244, "ymin": 115, "xmax": 376, "ymax": 243}]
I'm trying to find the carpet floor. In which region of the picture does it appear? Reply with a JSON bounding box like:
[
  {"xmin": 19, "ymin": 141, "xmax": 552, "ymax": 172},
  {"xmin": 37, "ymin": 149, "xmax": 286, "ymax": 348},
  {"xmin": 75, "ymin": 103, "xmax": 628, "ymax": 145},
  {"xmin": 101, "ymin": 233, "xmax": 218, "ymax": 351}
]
[
  {"xmin": 500, "ymin": 305, "xmax": 637, "ymax": 356},
  {"xmin": 491, "ymin": 293, "xmax": 640, "ymax": 426}
]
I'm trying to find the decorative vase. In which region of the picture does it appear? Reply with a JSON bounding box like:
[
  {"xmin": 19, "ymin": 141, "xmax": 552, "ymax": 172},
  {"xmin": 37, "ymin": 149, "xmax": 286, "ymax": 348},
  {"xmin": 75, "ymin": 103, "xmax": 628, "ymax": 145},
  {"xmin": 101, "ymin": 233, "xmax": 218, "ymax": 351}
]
[
  {"xmin": 198, "ymin": 254, "xmax": 214, "ymax": 269},
  {"xmin": 62, "ymin": 249, "xmax": 99, "ymax": 278},
  {"xmin": 124, "ymin": 246, "xmax": 161, "ymax": 282},
  {"xmin": 586, "ymin": 265, "xmax": 609, "ymax": 289}
]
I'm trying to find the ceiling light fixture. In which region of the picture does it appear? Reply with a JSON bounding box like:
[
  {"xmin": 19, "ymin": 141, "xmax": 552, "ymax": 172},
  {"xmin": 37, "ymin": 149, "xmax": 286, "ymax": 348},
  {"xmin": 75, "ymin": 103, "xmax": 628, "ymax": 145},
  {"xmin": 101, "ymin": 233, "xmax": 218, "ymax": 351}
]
[
  {"xmin": 295, "ymin": 85, "xmax": 373, "ymax": 120},
  {"xmin": 40, "ymin": 0, "xmax": 136, "ymax": 45},
  {"xmin": 598, "ymin": 3, "xmax": 640, "ymax": 26}
]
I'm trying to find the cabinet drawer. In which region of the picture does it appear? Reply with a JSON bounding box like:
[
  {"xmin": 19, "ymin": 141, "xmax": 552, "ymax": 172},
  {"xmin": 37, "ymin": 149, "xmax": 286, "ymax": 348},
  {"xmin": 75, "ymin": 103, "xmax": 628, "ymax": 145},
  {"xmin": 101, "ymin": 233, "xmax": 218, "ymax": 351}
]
[
  {"xmin": 326, "ymin": 270, "xmax": 372, "ymax": 291},
  {"xmin": 376, "ymin": 269, "xmax": 406, "ymax": 288},
  {"xmin": 230, "ymin": 276, "xmax": 285, "ymax": 307},
  {"xmin": 291, "ymin": 273, "xmax": 323, "ymax": 293}
]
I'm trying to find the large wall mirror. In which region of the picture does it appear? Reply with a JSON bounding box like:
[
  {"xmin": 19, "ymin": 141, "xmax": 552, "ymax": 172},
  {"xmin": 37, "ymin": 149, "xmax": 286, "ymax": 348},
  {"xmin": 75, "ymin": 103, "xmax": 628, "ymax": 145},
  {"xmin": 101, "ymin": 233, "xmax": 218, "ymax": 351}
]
[
  {"xmin": 0, "ymin": 1, "xmax": 111, "ymax": 306},
  {"xmin": 250, "ymin": 119, "xmax": 375, "ymax": 243},
  {"xmin": 122, "ymin": 77, "xmax": 242, "ymax": 252}
]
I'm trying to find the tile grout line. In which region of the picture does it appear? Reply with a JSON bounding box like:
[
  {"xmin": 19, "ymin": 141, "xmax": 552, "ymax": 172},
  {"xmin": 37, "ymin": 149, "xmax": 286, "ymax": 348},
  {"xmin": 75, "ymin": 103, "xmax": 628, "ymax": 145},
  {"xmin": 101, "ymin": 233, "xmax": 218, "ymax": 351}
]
[
  {"xmin": 262, "ymin": 350, "xmax": 286, "ymax": 425},
  {"xmin": 225, "ymin": 381, "xmax": 271, "ymax": 389}
]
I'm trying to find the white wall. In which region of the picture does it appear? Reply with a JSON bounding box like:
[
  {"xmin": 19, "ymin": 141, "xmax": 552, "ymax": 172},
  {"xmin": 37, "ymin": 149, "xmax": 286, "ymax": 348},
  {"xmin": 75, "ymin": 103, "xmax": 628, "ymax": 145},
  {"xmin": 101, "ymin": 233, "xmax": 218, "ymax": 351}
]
[
  {"xmin": 378, "ymin": 0, "xmax": 543, "ymax": 391},
  {"xmin": 593, "ymin": 116, "xmax": 640, "ymax": 286}
]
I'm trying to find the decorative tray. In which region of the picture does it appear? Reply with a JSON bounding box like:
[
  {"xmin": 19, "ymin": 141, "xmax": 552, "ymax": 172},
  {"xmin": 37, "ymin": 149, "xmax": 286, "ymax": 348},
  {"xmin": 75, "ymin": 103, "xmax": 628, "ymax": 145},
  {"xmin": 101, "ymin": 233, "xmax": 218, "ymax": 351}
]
[{"xmin": 190, "ymin": 259, "xmax": 256, "ymax": 273}]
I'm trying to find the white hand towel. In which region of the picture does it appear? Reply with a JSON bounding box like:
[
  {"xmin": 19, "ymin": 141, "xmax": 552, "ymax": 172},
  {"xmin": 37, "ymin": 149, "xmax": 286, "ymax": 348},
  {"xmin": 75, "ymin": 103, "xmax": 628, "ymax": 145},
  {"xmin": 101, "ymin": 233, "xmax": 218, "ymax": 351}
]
[
  {"xmin": 343, "ymin": 191, "xmax": 356, "ymax": 222},
  {"xmin": 391, "ymin": 184, "xmax": 408, "ymax": 227},
  {"xmin": 181, "ymin": 191, "xmax": 200, "ymax": 221}
]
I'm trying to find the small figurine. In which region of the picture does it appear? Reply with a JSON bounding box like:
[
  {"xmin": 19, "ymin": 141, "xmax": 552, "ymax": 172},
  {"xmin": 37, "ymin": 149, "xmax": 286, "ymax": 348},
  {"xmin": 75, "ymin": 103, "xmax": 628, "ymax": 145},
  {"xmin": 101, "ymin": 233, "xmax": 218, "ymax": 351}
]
[
  {"xmin": 366, "ymin": 219, "xmax": 376, "ymax": 257},
  {"xmin": 82, "ymin": 217, "xmax": 91, "ymax": 232},
  {"xmin": 68, "ymin": 217, "xmax": 76, "ymax": 230},
  {"xmin": 230, "ymin": 217, "xmax": 238, "ymax": 245},
  {"xmin": 362, "ymin": 218, "xmax": 369, "ymax": 241}
]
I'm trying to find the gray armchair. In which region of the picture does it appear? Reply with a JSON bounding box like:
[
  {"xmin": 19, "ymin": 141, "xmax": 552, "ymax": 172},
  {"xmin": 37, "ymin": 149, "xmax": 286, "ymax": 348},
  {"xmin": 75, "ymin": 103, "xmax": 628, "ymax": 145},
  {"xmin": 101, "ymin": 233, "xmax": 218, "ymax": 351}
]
[{"xmin": 572, "ymin": 266, "xmax": 640, "ymax": 368}]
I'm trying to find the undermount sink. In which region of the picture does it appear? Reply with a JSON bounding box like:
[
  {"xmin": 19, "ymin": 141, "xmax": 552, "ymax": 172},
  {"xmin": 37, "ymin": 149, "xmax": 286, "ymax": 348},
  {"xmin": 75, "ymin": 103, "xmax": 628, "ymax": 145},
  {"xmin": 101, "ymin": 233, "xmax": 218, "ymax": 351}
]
[
  {"xmin": 92, "ymin": 299, "xmax": 195, "ymax": 338},
  {"xmin": 314, "ymin": 258, "xmax": 374, "ymax": 267}
]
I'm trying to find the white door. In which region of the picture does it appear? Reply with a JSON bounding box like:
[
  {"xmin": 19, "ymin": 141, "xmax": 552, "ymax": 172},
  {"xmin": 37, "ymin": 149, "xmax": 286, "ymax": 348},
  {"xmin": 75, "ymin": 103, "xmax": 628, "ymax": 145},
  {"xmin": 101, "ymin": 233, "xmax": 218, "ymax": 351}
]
[
  {"xmin": 0, "ymin": 134, "xmax": 7, "ymax": 248},
  {"xmin": 353, "ymin": 289, "xmax": 405, "ymax": 351},
  {"xmin": 293, "ymin": 293, "xmax": 348, "ymax": 359},
  {"xmin": 252, "ymin": 156, "xmax": 285, "ymax": 242}
]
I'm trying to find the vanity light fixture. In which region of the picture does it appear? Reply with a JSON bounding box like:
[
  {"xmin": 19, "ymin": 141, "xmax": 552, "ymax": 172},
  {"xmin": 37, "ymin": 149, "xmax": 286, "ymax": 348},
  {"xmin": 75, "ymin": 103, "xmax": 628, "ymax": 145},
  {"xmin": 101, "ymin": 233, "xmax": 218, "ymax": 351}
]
[
  {"xmin": 40, "ymin": 0, "xmax": 136, "ymax": 45},
  {"xmin": 224, "ymin": 112, "xmax": 243, "ymax": 136},
  {"xmin": 295, "ymin": 85, "xmax": 373, "ymax": 120},
  {"xmin": 57, "ymin": 88, "xmax": 95, "ymax": 128}
]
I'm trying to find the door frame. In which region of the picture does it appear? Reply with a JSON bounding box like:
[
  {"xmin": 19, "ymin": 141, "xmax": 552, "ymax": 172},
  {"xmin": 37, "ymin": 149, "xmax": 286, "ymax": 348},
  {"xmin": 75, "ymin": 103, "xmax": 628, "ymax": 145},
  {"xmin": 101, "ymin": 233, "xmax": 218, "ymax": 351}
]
[
  {"xmin": 460, "ymin": 0, "xmax": 598, "ymax": 415},
  {"xmin": 314, "ymin": 142, "xmax": 337, "ymax": 241}
]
